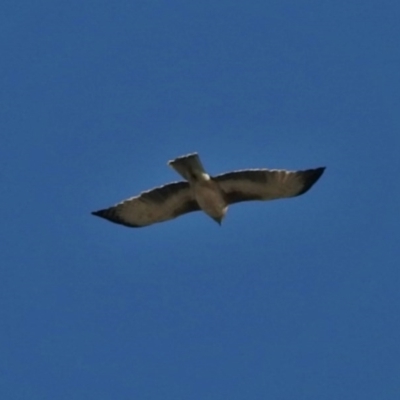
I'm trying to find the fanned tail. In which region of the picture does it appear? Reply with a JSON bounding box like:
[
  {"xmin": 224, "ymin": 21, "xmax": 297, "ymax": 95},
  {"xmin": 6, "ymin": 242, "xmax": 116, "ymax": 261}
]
[{"xmin": 168, "ymin": 153, "xmax": 206, "ymax": 181}]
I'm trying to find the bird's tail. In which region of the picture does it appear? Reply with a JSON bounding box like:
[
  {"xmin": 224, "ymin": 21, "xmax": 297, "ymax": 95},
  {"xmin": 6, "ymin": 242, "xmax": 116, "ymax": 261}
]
[{"xmin": 168, "ymin": 153, "xmax": 206, "ymax": 181}]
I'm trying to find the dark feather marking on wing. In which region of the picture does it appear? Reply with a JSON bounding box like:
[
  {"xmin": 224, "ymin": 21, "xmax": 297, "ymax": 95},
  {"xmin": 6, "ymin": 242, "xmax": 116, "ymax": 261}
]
[
  {"xmin": 222, "ymin": 190, "xmax": 262, "ymax": 204},
  {"xmin": 213, "ymin": 169, "xmax": 271, "ymax": 204},
  {"xmin": 294, "ymin": 167, "xmax": 326, "ymax": 196},
  {"xmin": 91, "ymin": 208, "xmax": 142, "ymax": 228},
  {"xmin": 215, "ymin": 170, "xmax": 269, "ymax": 184}
]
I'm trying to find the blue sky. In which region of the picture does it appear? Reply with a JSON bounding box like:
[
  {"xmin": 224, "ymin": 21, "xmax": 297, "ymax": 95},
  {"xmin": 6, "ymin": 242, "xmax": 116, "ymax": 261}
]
[{"xmin": 2, "ymin": 1, "xmax": 399, "ymax": 399}]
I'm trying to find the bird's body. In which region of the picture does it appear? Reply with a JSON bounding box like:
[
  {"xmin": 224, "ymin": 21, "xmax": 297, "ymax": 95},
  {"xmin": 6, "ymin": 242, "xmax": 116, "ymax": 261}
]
[
  {"xmin": 193, "ymin": 179, "xmax": 227, "ymax": 224},
  {"xmin": 92, "ymin": 153, "xmax": 325, "ymax": 228},
  {"xmin": 168, "ymin": 154, "xmax": 227, "ymax": 224}
]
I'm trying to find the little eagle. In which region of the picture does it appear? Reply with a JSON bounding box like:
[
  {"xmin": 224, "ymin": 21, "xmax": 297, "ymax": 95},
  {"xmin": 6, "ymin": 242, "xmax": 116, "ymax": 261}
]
[{"xmin": 92, "ymin": 153, "xmax": 325, "ymax": 227}]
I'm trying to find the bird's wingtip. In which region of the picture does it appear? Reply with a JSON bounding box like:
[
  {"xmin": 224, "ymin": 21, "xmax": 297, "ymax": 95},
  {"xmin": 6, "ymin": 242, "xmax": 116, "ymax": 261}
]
[
  {"xmin": 296, "ymin": 166, "xmax": 326, "ymax": 196},
  {"xmin": 91, "ymin": 209, "xmax": 108, "ymax": 218},
  {"xmin": 314, "ymin": 166, "xmax": 326, "ymax": 179}
]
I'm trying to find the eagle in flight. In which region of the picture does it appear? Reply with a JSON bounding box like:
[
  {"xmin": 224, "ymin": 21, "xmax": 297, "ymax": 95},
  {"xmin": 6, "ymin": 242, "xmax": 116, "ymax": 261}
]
[{"xmin": 92, "ymin": 153, "xmax": 325, "ymax": 228}]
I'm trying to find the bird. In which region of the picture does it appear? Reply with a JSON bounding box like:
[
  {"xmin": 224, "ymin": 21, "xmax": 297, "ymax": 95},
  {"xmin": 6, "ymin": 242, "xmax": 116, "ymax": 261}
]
[{"xmin": 92, "ymin": 153, "xmax": 325, "ymax": 228}]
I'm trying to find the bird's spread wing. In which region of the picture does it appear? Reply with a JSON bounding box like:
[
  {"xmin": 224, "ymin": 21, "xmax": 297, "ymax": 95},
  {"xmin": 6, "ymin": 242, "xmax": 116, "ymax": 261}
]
[
  {"xmin": 214, "ymin": 167, "xmax": 325, "ymax": 204},
  {"xmin": 92, "ymin": 181, "xmax": 200, "ymax": 227}
]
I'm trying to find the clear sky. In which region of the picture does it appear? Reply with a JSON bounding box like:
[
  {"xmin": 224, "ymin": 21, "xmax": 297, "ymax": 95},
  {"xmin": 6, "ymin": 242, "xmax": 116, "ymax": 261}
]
[{"xmin": 2, "ymin": 1, "xmax": 399, "ymax": 399}]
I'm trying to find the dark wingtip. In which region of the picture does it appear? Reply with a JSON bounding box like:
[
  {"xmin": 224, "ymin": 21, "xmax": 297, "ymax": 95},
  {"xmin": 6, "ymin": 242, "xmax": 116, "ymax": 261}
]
[
  {"xmin": 297, "ymin": 167, "xmax": 326, "ymax": 196},
  {"xmin": 91, "ymin": 208, "xmax": 116, "ymax": 223},
  {"xmin": 91, "ymin": 209, "xmax": 106, "ymax": 218},
  {"xmin": 91, "ymin": 208, "xmax": 142, "ymax": 228}
]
